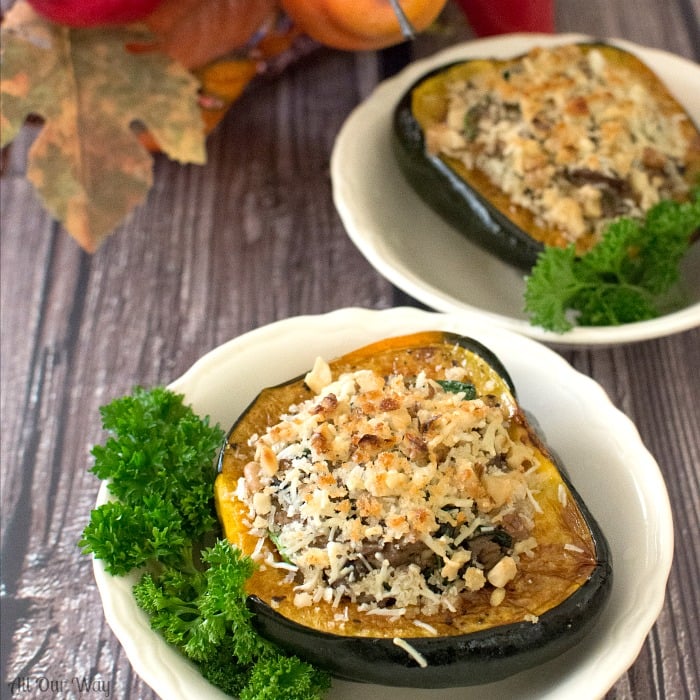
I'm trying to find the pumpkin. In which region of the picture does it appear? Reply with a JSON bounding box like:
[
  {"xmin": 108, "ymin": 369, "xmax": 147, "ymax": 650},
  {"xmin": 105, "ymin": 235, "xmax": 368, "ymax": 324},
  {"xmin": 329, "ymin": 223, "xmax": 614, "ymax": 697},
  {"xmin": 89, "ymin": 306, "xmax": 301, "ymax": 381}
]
[
  {"xmin": 392, "ymin": 42, "xmax": 700, "ymax": 270},
  {"xmin": 280, "ymin": 0, "xmax": 448, "ymax": 51},
  {"xmin": 214, "ymin": 331, "xmax": 612, "ymax": 687},
  {"xmin": 137, "ymin": 0, "xmax": 446, "ymax": 148}
]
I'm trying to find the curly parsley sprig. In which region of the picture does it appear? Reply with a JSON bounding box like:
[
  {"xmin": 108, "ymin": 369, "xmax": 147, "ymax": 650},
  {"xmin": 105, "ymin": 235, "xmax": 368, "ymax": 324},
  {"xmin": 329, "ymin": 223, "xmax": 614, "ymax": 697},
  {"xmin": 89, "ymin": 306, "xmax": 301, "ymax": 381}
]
[
  {"xmin": 524, "ymin": 189, "xmax": 700, "ymax": 333},
  {"xmin": 80, "ymin": 387, "xmax": 330, "ymax": 700},
  {"xmin": 80, "ymin": 386, "xmax": 223, "ymax": 575}
]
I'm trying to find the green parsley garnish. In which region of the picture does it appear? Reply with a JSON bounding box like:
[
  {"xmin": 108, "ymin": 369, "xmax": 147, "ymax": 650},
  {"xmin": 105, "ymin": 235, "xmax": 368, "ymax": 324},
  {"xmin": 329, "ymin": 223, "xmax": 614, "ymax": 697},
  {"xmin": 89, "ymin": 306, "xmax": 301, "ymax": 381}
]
[
  {"xmin": 81, "ymin": 386, "xmax": 223, "ymax": 575},
  {"xmin": 80, "ymin": 387, "xmax": 330, "ymax": 699},
  {"xmin": 524, "ymin": 189, "xmax": 700, "ymax": 332}
]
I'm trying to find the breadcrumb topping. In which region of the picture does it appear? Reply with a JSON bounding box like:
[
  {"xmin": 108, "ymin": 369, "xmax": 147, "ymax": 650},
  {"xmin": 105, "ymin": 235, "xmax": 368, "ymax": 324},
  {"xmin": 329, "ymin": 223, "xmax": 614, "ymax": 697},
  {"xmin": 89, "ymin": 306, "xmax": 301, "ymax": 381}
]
[
  {"xmin": 426, "ymin": 44, "xmax": 694, "ymax": 247},
  {"xmin": 237, "ymin": 358, "xmax": 545, "ymax": 617}
]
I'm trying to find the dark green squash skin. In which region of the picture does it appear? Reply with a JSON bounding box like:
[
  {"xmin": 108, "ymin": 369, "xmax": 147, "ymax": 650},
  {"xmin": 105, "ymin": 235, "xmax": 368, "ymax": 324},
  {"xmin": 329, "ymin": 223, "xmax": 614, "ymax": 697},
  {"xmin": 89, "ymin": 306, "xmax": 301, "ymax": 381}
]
[
  {"xmin": 392, "ymin": 62, "xmax": 545, "ymax": 271},
  {"xmin": 248, "ymin": 544, "xmax": 610, "ymax": 687},
  {"xmin": 453, "ymin": 334, "xmax": 516, "ymax": 396},
  {"xmin": 218, "ymin": 334, "xmax": 613, "ymax": 687}
]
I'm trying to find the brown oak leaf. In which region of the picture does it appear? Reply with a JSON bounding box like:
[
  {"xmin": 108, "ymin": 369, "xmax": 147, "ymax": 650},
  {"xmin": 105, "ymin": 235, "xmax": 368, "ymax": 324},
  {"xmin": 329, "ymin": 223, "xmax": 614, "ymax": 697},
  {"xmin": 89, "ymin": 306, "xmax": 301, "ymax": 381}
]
[{"xmin": 1, "ymin": 1, "xmax": 206, "ymax": 251}]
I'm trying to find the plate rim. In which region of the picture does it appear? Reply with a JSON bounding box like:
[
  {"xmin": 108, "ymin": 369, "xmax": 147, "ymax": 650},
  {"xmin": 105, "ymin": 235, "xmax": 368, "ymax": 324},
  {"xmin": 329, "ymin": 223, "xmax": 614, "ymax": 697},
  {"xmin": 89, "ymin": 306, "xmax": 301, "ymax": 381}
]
[
  {"xmin": 330, "ymin": 33, "xmax": 700, "ymax": 346},
  {"xmin": 92, "ymin": 307, "xmax": 675, "ymax": 700}
]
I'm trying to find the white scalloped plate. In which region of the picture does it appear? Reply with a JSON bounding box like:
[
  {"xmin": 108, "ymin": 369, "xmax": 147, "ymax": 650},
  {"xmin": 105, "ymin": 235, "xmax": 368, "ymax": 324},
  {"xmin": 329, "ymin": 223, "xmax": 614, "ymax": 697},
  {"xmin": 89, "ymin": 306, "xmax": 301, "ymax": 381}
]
[
  {"xmin": 93, "ymin": 307, "xmax": 673, "ymax": 699},
  {"xmin": 331, "ymin": 34, "xmax": 700, "ymax": 345}
]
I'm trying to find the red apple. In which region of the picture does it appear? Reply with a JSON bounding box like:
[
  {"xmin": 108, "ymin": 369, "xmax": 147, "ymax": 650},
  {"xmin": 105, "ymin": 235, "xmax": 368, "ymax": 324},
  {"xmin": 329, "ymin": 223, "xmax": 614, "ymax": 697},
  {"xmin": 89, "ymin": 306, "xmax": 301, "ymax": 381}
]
[
  {"xmin": 27, "ymin": 0, "xmax": 165, "ymax": 27},
  {"xmin": 453, "ymin": 0, "xmax": 554, "ymax": 36}
]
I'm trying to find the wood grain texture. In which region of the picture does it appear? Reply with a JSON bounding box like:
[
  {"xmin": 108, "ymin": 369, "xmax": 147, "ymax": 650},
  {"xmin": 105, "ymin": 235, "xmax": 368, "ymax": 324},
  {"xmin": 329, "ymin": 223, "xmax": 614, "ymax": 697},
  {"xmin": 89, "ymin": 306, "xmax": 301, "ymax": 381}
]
[{"xmin": 1, "ymin": 1, "xmax": 699, "ymax": 699}]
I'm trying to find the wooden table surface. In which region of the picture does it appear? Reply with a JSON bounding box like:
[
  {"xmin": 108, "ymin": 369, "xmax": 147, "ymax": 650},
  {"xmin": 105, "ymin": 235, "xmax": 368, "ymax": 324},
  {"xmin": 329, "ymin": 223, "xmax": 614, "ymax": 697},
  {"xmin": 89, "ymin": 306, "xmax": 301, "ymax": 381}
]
[{"xmin": 2, "ymin": 2, "xmax": 699, "ymax": 698}]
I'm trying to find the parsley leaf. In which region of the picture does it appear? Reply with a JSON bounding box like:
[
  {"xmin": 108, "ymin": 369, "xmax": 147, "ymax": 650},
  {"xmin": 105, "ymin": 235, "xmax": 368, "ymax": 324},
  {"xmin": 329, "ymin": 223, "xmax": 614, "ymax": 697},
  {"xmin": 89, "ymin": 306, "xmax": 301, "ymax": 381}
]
[
  {"xmin": 524, "ymin": 190, "xmax": 700, "ymax": 332},
  {"xmin": 79, "ymin": 497, "xmax": 188, "ymax": 575},
  {"xmin": 90, "ymin": 386, "xmax": 222, "ymax": 541},
  {"xmin": 240, "ymin": 654, "xmax": 332, "ymax": 700},
  {"xmin": 80, "ymin": 387, "xmax": 331, "ymax": 699},
  {"xmin": 132, "ymin": 540, "xmax": 265, "ymax": 664}
]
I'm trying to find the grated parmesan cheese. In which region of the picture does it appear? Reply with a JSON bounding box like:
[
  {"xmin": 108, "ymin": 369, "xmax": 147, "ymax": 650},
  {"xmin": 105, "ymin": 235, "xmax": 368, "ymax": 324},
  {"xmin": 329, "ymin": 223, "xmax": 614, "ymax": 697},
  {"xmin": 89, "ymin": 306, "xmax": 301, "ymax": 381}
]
[
  {"xmin": 425, "ymin": 44, "xmax": 696, "ymax": 250},
  {"xmin": 239, "ymin": 365, "xmax": 546, "ymax": 617},
  {"xmin": 413, "ymin": 620, "xmax": 439, "ymax": 635},
  {"xmin": 558, "ymin": 483, "xmax": 568, "ymax": 508},
  {"xmin": 393, "ymin": 637, "xmax": 429, "ymax": 668}
]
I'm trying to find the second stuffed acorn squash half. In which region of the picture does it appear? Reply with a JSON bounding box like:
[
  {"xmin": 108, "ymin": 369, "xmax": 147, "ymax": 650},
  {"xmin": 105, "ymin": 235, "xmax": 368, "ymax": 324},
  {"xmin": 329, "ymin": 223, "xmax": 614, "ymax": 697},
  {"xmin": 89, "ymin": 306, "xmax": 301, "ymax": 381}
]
[
  {"xmin": 215, "ymin": 331, "xmax": 612, "ymax": 687},
  {"xmin": 392, "ymin": 42, "xmax": 700, "ymax": 270}
]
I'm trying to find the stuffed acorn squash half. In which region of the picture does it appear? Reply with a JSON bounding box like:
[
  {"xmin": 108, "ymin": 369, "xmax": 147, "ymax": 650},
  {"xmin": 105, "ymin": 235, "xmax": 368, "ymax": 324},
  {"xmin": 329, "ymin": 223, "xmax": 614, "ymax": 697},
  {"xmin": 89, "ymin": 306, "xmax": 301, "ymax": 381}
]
[
  {"xmin": 392, "ymin": 42, "xmax": 700, "ymax": 269},
  {"xmin": 215, "ymin": 331, "xmax": 612, "ymax": 687}
]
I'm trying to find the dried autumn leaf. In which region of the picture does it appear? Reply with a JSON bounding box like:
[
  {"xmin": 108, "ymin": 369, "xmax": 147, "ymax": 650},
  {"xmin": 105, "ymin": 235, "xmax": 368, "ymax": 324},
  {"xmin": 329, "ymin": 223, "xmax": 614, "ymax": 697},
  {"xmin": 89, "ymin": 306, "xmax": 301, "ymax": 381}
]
[{"xmin": 1, "ymin": 1, "xmax": 206, "ymax": 251}]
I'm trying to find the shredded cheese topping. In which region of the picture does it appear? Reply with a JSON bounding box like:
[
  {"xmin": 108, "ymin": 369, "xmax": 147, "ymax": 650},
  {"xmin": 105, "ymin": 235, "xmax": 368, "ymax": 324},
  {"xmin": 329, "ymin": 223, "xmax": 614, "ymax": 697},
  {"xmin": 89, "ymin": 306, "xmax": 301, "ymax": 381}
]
[
  {"xmin": 237, "ymin": 359, "xmax": 544, "ymax": 617},
  {"xmin": 393, "ymin": 637, "xmax": 429, "ymax": 667},
  {"xmin": 425, "ymin": 44, "xmax": 694, "ymax": 247}
]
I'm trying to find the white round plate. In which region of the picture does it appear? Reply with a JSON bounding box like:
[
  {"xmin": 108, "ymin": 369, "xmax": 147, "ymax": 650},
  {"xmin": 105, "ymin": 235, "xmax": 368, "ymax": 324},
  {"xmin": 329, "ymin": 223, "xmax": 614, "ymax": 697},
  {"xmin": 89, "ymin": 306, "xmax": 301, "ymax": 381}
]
[
  {"xmin": 330, "ymin": 33, "xmax": 700, "ymax": 345},
  {"xmin": 93, "ymin": 307, "xmax": 674, "ymax": 699}
]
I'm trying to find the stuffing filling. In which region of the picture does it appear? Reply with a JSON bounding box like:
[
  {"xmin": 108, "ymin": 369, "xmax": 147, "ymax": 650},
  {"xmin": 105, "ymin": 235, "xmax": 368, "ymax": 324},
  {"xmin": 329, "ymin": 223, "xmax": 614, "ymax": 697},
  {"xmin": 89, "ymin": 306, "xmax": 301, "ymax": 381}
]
[
  {"xmin": 237, "ymin": 358, "xmax": 544, "ymax": 617},
  {"xmin": 425, "ymin": 44, "xmax": 694, "ymax": 246}
]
